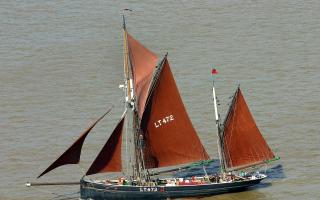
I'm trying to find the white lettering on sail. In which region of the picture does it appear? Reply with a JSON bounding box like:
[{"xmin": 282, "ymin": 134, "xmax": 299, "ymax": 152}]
[{"xmin": 154, "ymin": 115, "xmax": 174, "ymax": 128}]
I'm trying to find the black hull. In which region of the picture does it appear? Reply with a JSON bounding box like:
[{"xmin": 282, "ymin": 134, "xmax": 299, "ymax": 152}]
[{"xmin": 80, "ymin": 178, "xmax": 264, "ymax": 200}]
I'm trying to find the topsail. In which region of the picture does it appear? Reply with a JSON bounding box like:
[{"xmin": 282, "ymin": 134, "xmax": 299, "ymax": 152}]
[{"xmin": 127, "ymin": 33, "xmax": 158, "ymax": 118}]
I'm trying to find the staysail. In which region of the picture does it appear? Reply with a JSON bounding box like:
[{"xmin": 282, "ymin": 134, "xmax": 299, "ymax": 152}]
[
  {"xmin": 38, "ymin": 108, "xmax": 112, "ymax": 178},
  {"xmin": 86, "ymin": 116, "xmax": 125, "ymax": 175},
  {"xmin": 222, "ymin": 87, "xmax": 275, "ymax": 171},
  {"xmin": 140, "ymin": 56, "xmax": 210, "ymax": 169},
  {"xmin": 127, "ymin": 33, "xmax": 158, "ymax": 118}
]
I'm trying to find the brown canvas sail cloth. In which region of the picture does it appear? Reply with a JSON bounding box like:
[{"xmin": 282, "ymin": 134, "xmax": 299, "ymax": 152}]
[
  {"xmin": 140, "ymin": 57, "xmax": 209, "ymax": 169},
  {"xmin": 222, "ymin": 87, "xmax": 275, "ymax": 170},
  {"xmin": 86, "ymin": 116, "xmax": 124, "ymax": 175},
  {"xmin": 38, "ymin": 108, "xmax": 112, "ymax": 178},
  {"xmin": 127, "ymin": 33, "xmax": 158, "ymax": 118}
]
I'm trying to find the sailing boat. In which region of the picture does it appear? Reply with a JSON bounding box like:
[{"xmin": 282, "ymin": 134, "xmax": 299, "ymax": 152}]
[{"xmin": 31, "ymin": 16, "xmax": 278, "ymax": 199}]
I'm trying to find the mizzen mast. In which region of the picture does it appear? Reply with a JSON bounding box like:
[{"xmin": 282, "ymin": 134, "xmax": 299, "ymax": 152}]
[{"xmin": 211, "ymin": 68, "xmax": 226, "ymax": 173}]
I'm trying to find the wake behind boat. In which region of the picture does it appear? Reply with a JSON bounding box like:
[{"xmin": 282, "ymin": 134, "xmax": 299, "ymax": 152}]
[{"xmin": 28, "ymin": 14, "xmax": 279, "ymax": 199}]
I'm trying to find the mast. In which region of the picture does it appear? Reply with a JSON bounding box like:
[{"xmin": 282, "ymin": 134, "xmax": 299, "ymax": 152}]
[
  {"xmin": 122, "ymin": 13, "xmax": 134, "ymax": 178},
  {"xmin": 122, "ymin": 12, "xmax": 146, "ymax": 181},
  {"xmin": 211, "ymin": 69, "xmax": 226, "ymax": 172},
  {"xmin": 122, "ymin": 14, "xmax": 133, "ymax": 107}
]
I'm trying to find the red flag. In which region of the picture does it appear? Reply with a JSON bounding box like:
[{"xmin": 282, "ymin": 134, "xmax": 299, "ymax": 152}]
[{"xmin": 211, "ymin": 68, "xmax": 218, "ymax": 75}]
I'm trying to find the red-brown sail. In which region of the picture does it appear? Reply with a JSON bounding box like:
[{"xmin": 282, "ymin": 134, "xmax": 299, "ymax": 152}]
[
  {"xmin": 140, "ymin": 57, "xmax": 209, "ymax": 169},
  {"xmin": 127, "ymin": 33, "xmax": 158, "ymax": 118},
  {"xmin": 86, "ymin": 116, "xmax": 124, "ymax": 175},
  {"xmin": 222, "ymin": 87, "xmax": 275, "ymax": 171},
  {"xmin": 38, "ymin": 108, "xmax": 113, "ymax": 178}
]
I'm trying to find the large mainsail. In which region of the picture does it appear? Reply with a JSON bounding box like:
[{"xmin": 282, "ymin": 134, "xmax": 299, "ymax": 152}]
[
  {"xmin": 37, "ymin": 108, "xmax": 112, "ymax": 178},
  {"xmin": 127, "ymin": 33, "xmax": 158, "ymax": 118},
  {"xmin": 86, "ymin": 116, "xmax": 124, "ymax": 175},
  {"xmin": 140, "ymin": 57, "xmax": 210, "ymax": 169},
  {"xmin": 222, "ymin": 87, "xmax": 275, "ymax": 171}
]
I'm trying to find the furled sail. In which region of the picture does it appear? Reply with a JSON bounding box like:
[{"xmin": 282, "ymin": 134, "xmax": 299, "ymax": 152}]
[
  {"xmin": 127, "ymin": 33, "xmax": 158, "ymax": 118},
  {"xmin": 38, "ymin": 107, "xmax": 113, "ymax": 178},
  {"xmin": 86, "ymin": 116, "xmax": 124, "ymax": 175},
  {"xmin": 222, "ymin": 87, "xmax": 275, "ymax": 171},
  {"xmin": 140, "ymin": 56, "xmax": 210, "ymax": 169}
]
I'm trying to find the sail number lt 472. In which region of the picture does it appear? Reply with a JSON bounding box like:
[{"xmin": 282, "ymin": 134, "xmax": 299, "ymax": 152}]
[{"xmin": 154, "ymin": 115, "xmax": 174, "ymax": 128}]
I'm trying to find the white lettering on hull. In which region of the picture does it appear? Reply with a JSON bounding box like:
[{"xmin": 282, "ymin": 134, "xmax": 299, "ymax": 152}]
[{"xmin": 139, "ymin": 187, "xmax": 158, "ymax": 192}]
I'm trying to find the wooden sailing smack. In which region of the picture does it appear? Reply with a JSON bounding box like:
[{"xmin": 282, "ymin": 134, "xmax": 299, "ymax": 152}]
[{"xmin": 28, "ymin": 16, "xmax": 279, "ymax": 199}]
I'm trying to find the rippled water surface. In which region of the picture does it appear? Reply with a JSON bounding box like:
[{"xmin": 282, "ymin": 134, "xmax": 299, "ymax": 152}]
[{"xmin": 1, "ymin": 1, "xmax": 320, "ymax": 199}]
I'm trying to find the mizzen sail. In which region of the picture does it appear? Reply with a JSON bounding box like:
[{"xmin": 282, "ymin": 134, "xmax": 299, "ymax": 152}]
[
  {"xmin": 38, "ymin": 107, "xmax": 113, "ymax": 178},
  {"xmin": 222, "ymin": 87, "xmax": 275, "ymax": 171},
  {"xmin": 86, "ymin": 116, "xmax": 124, "ymax": 175},
  {"xmin": 127, "ymin": 33, "xmax": 158, "ymax": 118},
  {"xmin": 140, "ymin": 56, "xmax": 209, "ymax": 169}
]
